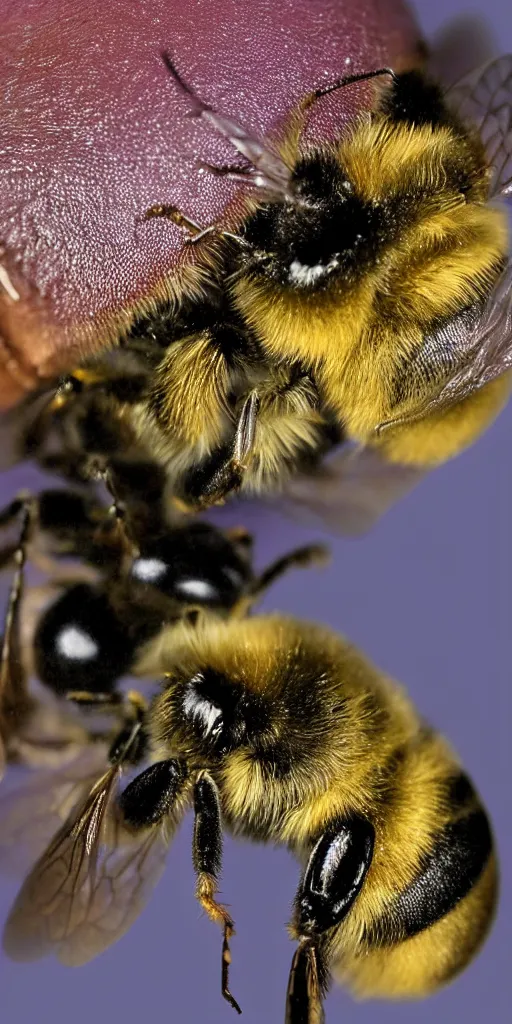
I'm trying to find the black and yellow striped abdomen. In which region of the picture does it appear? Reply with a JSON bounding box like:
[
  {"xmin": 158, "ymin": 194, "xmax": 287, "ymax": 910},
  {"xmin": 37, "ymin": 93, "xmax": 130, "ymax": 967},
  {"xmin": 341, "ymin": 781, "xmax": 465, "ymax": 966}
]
[{"xmin": 332, "ymin": 761, "xmax": 497, "ymax": 998}]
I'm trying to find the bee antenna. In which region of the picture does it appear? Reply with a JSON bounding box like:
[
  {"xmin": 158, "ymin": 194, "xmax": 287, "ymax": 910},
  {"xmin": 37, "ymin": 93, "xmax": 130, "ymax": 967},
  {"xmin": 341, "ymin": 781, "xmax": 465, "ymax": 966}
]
[
  {"xmin": 311, "ymin": 66, "xmax": 397, "ymax": 103},
  {"xmin": 160, "ymin": 51, "xmax": 213, "ymax": 117},
  {"xmin": 160, "ymin": 50, "xmax": 295, "ymax": 202}
]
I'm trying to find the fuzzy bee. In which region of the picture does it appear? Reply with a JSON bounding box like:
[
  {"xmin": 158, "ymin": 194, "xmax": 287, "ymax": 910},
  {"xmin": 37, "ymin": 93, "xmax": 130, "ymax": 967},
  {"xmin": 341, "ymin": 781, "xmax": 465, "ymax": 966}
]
[
  {"xmin": 127, "ymin": 52, "xmax": 512, "ymax": 518},
  {"xmin": 0, "ymin": 613, "xmax": 496, "ymax": 1023},
  {"xmin": 0, "ymin": 459, "xmax": 325, "ymax": 773},
  {"xmin": 4, "ymin": 49, "xmax": 511, "ymax": 533}
]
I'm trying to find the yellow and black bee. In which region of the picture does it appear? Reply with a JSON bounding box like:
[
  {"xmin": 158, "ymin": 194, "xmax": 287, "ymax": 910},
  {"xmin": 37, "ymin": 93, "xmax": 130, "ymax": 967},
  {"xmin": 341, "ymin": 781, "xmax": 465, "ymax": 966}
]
[
  {"xmin": 0, "ymin": 462, "xmax": 325, "ymax": 772},
  {"xmin": 135, "ymin": 52, "xmax": 512, "ymax": 511},
  {"xmin": 8, "ymin": 53, "xmax": 512, "ymax": 532},
  {"xmin": 0, "ymin": 614, "xmax": 496, "ymax": 1022}
]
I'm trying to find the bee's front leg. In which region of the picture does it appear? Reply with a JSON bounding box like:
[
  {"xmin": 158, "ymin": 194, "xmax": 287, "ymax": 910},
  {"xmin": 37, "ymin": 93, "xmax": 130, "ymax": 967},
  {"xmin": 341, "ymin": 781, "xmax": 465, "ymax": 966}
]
[
  {"xmin": 192, "ymin": 771, "xmax": 242, "ymax": 1015},
  {"xmin": 286, "ymin": 814, "xmax": 375, "ymax": 1024}
]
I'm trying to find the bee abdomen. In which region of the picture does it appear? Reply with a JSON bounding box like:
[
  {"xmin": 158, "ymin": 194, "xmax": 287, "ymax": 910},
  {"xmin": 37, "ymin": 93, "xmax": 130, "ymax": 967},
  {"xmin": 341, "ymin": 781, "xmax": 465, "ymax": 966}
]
[{"xmin": 364, "ymin": 772, "xmax": 493, "ymax": 947}]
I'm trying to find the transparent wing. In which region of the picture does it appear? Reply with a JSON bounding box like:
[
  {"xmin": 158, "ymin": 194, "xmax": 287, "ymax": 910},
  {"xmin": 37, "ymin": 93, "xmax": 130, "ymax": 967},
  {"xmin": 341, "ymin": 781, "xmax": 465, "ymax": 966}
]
[
  {"xmin": 278, "ymin": 444, "xmax": 425, "ymax": 535},
  {"xmin": 0, "ymin": 744, "xmax": 109, "ymax": 877},
  {"xmin": 161, "ymin": 53, "xmax": 293, "ymax": 198},
  {"xmin": 2, "ymin": 763, "xmax": 178, "ymax": 966},
  {"xmin": 376, "ymin": 261, "xmax": 512, "ymax": 426},
  {"xmin": 6, "ymin": 690, "xmax": 96, "ymax": 773},
  {"xmin": 446, "ymin": 53, "xmax": 512, "ymax": 197}
]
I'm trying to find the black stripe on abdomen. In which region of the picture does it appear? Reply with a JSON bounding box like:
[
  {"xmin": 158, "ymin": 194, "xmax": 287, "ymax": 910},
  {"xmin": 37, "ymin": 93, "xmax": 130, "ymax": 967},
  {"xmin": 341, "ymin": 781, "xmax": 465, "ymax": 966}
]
[{"xmin": 364, "ymin": 802, "xmax": 493, "ymax": 946}]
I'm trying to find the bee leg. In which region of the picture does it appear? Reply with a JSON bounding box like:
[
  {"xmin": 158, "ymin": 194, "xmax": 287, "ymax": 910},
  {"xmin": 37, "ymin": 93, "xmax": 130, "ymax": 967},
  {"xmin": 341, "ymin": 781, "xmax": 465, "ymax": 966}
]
[
  {"xmin": 251, "ymin": 545, "xmax": 330, "ymax": 600},
  {"xmin": 197, "ymin": 391, "xmax": 259, "ymax": 508},
  {"xmin": 0, "ymin": 496, "xmax": 36, "ymax": 760},
  {"xmin": 198, "ymin": 370, "xmax": 324, "ymax": 508},
  {"xmin": 64, "ymin": 691, "xmax": 148, "ymax": 766},
  {"xmin": 142, "ymin": 201, "xmax": 249, "ymax": 249},
  {"xmin": 85, "ymin": 458, "xmax": 140, "ymax": 564},
  {"xmin": 66, "ymin": 687, "xmax": 145, "ymax": 718},
  {"xmin": 286, "ymin": 814, "xmax": 375, "ymax": 1024},
  {"xmin": 0, "ymin": 494, "xmax": 34, "ymax": 568},
  {"xmin": 65, "ymin": 690, "xmax": 125, "ymax": 710},
  {"xmin": 0, "ymin": 493, "xmax": 37, "ymax": 530},
  {"xmin": 193, "ymin": 771, "xmax": 242, "ymax": 1015},
  {"xmin": 118, "ymin": 757, "xmax": 189, "ymax": 827},
  {"xmin": 142, "ymin": 202, "xmax": 215, "ymax": 243},
  {"xmin": 285, "ymin": 939, "xmax": 327, "ymax": 1024},
  {"xmin": 229, "ymin": 544, "xmax": 329, "ymax": 620}
]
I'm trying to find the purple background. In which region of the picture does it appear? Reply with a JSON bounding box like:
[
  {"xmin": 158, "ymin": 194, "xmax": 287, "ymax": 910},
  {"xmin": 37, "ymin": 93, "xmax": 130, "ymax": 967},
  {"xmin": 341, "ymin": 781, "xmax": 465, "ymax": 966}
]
[{"xmin": 1, "ymin": 1, "xmax": 511, "ymax": 1021}]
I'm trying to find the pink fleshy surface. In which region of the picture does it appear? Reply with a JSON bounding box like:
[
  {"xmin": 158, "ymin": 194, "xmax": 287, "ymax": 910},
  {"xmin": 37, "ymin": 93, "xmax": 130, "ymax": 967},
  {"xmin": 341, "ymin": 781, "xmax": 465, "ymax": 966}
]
[{"xmin": 0, "ymin": 0, "xmax": 420, "ymax": 400}]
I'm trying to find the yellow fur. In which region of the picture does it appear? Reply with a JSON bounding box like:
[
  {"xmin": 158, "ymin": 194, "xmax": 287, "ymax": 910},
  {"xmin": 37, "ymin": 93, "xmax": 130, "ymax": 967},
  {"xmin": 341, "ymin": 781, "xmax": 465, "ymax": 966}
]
[
  {"xmin": 376, "ymin": 371, "xmax": 512, "ymax": 465},
  {"xmin": 232, "ymin": 196, "xmax": 508, "ymax": 465},
  {"xmin": 334, "ymin": 857, "xmax": 497, "ymax": 998},
  {"xmin": 67, "ymin": 69, "xmax": 511, "ymax": 507},
  {"xmin": 339, "ymin": 118, "xmax": 489, "ymax": 205},
  {"xmin": 126, "ymin": 355, "xmax": 327, "ymax": 491},
  {"xmin": 228, "ymin": 113, "xmax": 509, "ymax": 475},
  {"xmin": 145, "ymin": 614, "xmax": 496, "ymax": 1004},
  {"xmin": 147, "ymin": 332, "xmax": 234, "ymax": 449}
]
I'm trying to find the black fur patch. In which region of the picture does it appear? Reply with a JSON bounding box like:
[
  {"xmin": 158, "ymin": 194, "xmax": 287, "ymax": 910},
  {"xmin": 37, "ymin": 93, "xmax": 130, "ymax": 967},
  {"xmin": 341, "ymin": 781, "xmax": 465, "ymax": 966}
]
[
  {"xmin": 382, "ymin": 71, "xmax": 461, "ymax": 131},
  {"xmin": 364, "ymin": 809, "xmax": 493, "ymax": 946}
]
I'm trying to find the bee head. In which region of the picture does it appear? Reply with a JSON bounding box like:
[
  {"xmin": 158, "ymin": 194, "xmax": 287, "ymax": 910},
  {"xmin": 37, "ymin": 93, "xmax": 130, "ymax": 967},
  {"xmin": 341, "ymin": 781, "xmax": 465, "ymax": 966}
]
[
  {"xmin": 149, "ymin": 617, "xmax": 337, "ymax": 776},
  {"xmin": 130, "ymin": 522, "xmax": 252, "ymax": 612},
  {"xmin": 179, "ymin": 667, "xmax": 269, "ymax": 756},
  {"xmin": 241, "ymin": 153, "xmax": 381, "ymax": 290}
]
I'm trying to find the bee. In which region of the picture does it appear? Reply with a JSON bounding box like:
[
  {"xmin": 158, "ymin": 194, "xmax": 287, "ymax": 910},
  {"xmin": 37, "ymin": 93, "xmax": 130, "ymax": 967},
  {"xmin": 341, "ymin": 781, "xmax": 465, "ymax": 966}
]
[
  {"xmin": 0, "ymin": 0, "xmax": 421, "ymax": 409},
  {"xmin": 9, "ymin": 51, "xmax": 512, "ymax": 532},
  {"xmin": 0, "ymin": 614, "xmax": 496, "ymax": 1022},
  {"xmin": 0, "ymin": 464, "xmax": 326, "ymax": 770},
  {"xmin": 126, "ymin": 53, "xmax": 512, "ymax": 512}
]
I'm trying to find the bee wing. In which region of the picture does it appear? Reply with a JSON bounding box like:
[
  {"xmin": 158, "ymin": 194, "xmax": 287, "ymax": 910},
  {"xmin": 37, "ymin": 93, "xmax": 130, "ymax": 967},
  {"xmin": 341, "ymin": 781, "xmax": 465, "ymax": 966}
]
[
  {"xmin": 376, "ymin": 260, "xmax": 512, "ymax": 426},
  {"xmin": 279, "ymin": 445, "xmax": 425, "ymax": 535},
  {"xmin": 6, "ymin": 689, "xmax": 95, "ymax": 773},
  {"xmin": 161, "ymin": 53, "xmax": 293, "ymax": 197},
  {"xmin": 0, "ymin": 744, "xmax": 109, "ymax": 877},
  {"xmin": 0, "ymin": 585, "xmax": 30, "ymax": 782},
  {"xmin": 2, "ymin": 763, "xmax": 175, "ymax": 966},
  {"xmin": 446, "ymin": 53, "xmax": 512, "ymax": 196}
]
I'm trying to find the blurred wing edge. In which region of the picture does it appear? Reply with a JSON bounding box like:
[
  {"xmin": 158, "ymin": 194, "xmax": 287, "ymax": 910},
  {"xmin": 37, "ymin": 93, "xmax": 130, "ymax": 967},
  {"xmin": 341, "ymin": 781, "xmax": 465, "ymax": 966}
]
[{"xmin": 275, "ymin": 445, "xmax": 427, "ymax": 535}]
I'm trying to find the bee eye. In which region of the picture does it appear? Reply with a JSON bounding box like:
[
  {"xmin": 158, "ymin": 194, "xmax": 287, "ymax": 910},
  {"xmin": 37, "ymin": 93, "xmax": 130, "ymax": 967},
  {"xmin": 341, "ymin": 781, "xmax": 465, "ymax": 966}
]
[
  {"xmin": 180, "ymin": 668, "xmax": 262, "ymax": 754},
  {"xmin": 130, "ymin": 556, "xmax": 168, "ymax": 584},
  {"xmin": 174, "ymin": 577, "xmax": 220, "ymax": 602},
  {"xmin": 130, "ymin": 525, "xmax": 249, "ymax": 610},
  {"xmin": 55, "ymin": 624, "xmax": 98, "ymax": 662},
  {"xmin": 182, "ymin": 672, "xmax": 226, "ymax": 742},
  {"xmin": 220, "ymin": 565, "xmax": 244, "ymax": 587}
]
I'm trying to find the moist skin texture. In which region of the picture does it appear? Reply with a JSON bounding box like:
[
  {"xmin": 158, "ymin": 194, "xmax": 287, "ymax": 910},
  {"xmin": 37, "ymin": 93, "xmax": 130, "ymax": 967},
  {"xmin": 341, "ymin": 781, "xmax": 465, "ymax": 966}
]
[{"xmin": 0, "ymin": 0, "xmax": 421, "ymax": 407}]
